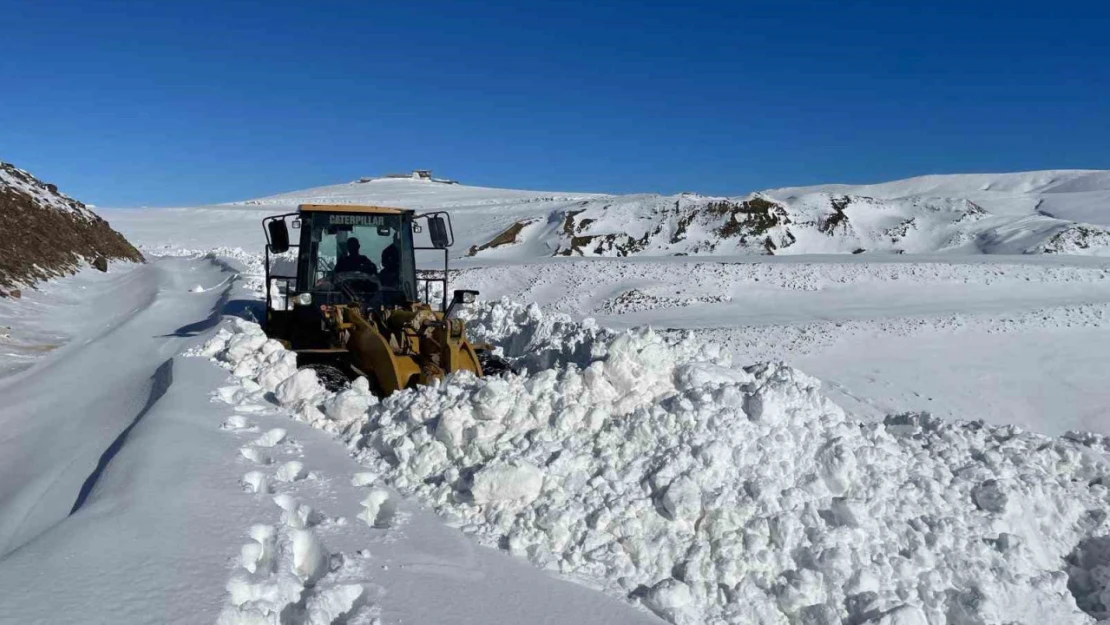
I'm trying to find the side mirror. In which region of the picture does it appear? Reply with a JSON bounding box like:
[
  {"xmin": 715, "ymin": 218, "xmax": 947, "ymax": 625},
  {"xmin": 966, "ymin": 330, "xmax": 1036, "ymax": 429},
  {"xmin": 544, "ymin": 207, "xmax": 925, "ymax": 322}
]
[
  {"xmin": 268, "ymin": 219, "xmax": 290, "ymax": 254},
  {"xmin": 445, "ymin": 289, "xmax": 478, "ymax": 318},
  {"xmin": 429, "ymin": 216, "xmax": 450, "ymax": 249}
]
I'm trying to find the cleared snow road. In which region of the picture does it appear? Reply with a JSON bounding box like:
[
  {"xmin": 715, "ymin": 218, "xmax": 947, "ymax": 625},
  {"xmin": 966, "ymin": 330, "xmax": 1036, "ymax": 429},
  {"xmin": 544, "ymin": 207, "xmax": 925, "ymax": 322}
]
[{"xmin": 0, "ymin": 257, "xmax": 234, "ymax": 558}]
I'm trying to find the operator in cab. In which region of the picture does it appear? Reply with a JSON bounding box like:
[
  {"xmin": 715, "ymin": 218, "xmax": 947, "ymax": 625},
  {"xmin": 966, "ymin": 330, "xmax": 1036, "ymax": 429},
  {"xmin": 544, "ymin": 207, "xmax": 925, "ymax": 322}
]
[
  {"xmin": 335, "ymin": 238, "xmax": 378, "ymax": 274},
  {"xmin": 379, "ymin": 243, "xmax": 401, "ymax": 287}
]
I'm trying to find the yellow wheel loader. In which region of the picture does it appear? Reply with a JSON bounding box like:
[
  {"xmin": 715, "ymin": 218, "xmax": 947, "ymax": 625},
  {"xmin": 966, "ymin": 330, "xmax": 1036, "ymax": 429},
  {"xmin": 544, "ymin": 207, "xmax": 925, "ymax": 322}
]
[{"xmin": 262, "ymin": 204, "xmax": 506, "ymax": 396}]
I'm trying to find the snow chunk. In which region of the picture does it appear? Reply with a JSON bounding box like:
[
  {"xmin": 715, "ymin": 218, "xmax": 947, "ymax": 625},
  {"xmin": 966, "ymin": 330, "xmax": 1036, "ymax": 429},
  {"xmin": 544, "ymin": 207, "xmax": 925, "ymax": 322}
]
[
  {"xmin": 470, "ymin": 461, "xmax": 544, "ymax": 505},
  {"xmin": 241, "ymin": 471, "xmax": 272, "ymax": 494},
  {"xmin": 321, "ymin": 378, "xmax": 377, "ymax": 432},
  {"xmin": 660, "ymin": 475, "xmax": 701, "ymax": 522},
  {"xmin": 351, "ymin": 472, "xmax": 379, "ymax": 487},
  {"xmin": 276, "ymin": 369, "xmax": 325, "ymax": 406},
  {"xmin": 219, "ymin": 575, "xmax": 303, "ymax": 624},
  {"xmin": 239, "ymin": 447, "xmax": 271, "ymax": 465},
  {"xmin": 358, "ymin": 488, "xmax": 395, "ymax": 528},
  {"xmin": 971, "ymin": 479, "xmax": 1008, "ymax": 513},
  {"xmin": 257, "ymin": 350, "xmax": 298, "ymax": 393},
  {"xmin": 642, "ymin": 579, "xmax": 697, "ymax": 625},
  {"xmin": 291, "ymin": 530, "xmax": 327, "ymax": 584},
  {"xmin": 275, "ymin": 461, "xmax": 306, "ymax": 483},
  {"xmin": 304, "ymin": 584, "xmax": 365, "ymax": 625},
  {"xmin": 252, "ymin": 428, "xmax": 287, "ymax": 448}
]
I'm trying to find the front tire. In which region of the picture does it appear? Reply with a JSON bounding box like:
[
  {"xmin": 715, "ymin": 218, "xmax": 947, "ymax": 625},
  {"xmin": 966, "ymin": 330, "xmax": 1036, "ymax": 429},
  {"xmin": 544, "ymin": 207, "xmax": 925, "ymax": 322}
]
[
  {"xmin": 476, "ymin": 350, "xmax": 518, "ymax": 377},
  {"xmin": 301, "ymin": 363, "xmax": 351, "ymax": 392}
]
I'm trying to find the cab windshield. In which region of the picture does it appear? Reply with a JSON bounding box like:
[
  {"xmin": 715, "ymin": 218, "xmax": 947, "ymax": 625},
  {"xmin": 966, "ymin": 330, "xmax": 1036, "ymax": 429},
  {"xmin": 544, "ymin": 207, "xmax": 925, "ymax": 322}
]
[{"xmin": 306, "ymin": 212, "xmax": 417, "ymax": 303}]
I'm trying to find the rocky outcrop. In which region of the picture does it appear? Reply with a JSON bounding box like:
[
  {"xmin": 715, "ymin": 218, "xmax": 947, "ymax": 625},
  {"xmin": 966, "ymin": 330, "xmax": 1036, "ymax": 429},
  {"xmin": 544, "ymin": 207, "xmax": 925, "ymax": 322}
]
[
  {"xmin": 486, "ymin": 191, "xmax": 1019, "ymax": 259},
  {"xmin": 0, "ymin": 162, "xmax": 143, "ymax": 290},
  {"xmin": 1031, "ymin": 223, "xmax": 1110, "ymax": 255},
  {"xmin": 549, "ymin": 194, "xmax": 801, "ymax": 257},
  {"xmin": 467, "ymin": 220, "xmax": 535, "ymax": 256}
]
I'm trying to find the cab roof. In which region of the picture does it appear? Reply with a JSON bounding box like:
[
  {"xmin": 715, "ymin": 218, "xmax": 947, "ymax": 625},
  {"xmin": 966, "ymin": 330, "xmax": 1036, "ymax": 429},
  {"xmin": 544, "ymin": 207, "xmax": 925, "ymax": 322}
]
[{"xmin": 297, "ymin": 204, "xmax": 412, "ymax": 215}]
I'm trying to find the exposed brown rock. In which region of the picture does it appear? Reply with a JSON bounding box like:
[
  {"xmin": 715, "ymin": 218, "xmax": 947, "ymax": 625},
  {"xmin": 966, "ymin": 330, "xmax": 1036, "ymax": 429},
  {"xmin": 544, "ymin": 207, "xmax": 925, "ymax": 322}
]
[
  {"xmin": 819, "ymin": 196, "xmax": 852, "ymax": 235},
  {"xmin": 467, "ymin": 220, "xmax": 534, "ymax": 256},
  {"xmin": 0, "ymin": 162, "xmax": 143, "ymax": 289}
]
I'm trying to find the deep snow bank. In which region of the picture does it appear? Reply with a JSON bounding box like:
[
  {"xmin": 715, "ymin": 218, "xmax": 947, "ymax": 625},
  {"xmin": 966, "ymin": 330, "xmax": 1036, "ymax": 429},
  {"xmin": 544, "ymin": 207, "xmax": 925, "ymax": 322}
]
[{"xmin": 196, "ymin": 302, "xmax": 1110, "ymax": 625}]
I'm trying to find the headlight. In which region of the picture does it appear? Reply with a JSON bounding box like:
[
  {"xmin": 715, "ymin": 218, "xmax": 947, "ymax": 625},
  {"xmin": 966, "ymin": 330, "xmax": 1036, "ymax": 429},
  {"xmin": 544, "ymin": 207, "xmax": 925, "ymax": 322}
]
[{"xmin": 296, "ymin": 293, "xmax": 313, "ymax": 306}]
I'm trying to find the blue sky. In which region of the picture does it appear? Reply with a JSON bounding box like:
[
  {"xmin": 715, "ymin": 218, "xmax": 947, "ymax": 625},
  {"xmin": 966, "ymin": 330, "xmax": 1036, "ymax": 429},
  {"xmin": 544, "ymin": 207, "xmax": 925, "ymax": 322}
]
[{"xmin": 2, "ymin": 0, "xmax": 1108, "ymax": 206}]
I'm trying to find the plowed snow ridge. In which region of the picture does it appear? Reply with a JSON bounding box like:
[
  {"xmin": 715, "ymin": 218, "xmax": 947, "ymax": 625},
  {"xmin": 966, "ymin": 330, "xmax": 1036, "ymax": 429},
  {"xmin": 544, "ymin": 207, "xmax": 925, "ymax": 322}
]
[{"xmin": 195, "ymin": 301, "xmax": 1110, "ymax": 625}]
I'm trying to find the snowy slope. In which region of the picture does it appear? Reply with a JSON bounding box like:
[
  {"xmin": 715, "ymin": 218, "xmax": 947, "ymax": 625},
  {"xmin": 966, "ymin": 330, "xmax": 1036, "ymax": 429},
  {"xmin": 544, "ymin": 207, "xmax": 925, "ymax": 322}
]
[
  {"xmin": 216, "ymin": 171, "xmax": 1110, "ymax": 259},
  {"xmin": 768, "ymin": 170, "xmax": 1110, "ymax": 224},
  {"xmin": 104, "ymin": 170, "xmax": 1110, "ymax": 264},
  {"xmin": 240, "ymin": 176, "xmax": 605, "ymax": 209}
]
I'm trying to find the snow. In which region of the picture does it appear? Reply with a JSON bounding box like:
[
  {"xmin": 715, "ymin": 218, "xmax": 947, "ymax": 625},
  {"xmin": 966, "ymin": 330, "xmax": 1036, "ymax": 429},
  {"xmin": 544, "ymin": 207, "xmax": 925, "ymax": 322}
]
[
  {"xmin": 0, "ymin": 259, "xmax": 657, "ymax": 625},
  {"xmin": 253, "ymin": 428, "xmax": 287, "ymax": 448},
  {"xmin": 469, "ymin": 461, "xmax": 545, "ymax": 505},
  {"xmin": 275, "ymin": 461, "xmax": 307, "ymax": 483},
  {"xmin": 358, "ymin": 489, "xmax": 394, "ymax": 528},
  {"xmin": 102, "ymin": 169, "xmax": 1110, "ymax": 266},
  {"xmin": 768, "ymin": 170, "xmax": 1110, "ymax": 226},
  {"xmin": 242, "ymin": 471, "xmax": 272, "ymax": 495},
  {"xmin": 201, "ymin": 300, "xmax": 1110, "ymax": 624},
  {"xmin": 0, "ymin": 258, "xmax": 235, "ymax": 557},
  {"xmin": 6, "ymin": 169, "xmax": 1110, "ymax": 624},
  {"xmin": 448, "ymin": 256, "xmax": 1110, "ymax": 435}
]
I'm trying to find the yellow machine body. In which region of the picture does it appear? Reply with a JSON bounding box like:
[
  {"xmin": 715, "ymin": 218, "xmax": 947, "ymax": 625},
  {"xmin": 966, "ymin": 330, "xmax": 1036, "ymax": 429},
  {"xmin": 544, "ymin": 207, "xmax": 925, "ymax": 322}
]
[
  {"xmin": 320, "ymin": 302, "xmax": 483, "ymax": 395},
  {"xmin": 263, "ymin": 203, "xmax": 489, "ymax": 396}
]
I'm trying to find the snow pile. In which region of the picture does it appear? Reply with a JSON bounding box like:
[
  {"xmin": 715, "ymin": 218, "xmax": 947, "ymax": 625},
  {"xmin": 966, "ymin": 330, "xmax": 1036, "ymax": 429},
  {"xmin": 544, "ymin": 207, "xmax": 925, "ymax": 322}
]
[
  {"xmin": 456, "ymin": 297, "xmax": 613, "ymax": 371},
  {"xmin": 196, "ymin": 302, "xmax": 1110, "ymax": 625}
]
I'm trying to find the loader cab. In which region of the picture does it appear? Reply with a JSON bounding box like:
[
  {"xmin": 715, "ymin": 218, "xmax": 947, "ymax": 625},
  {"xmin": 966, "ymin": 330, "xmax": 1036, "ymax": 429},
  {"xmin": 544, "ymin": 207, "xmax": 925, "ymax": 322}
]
[
  {"xmin": 295, "ymin": 207, "xmax": 419, "ymax": 307},
  {"xmin": 262, "ymin": 204, "xmax": 457, "ymax": 348}
]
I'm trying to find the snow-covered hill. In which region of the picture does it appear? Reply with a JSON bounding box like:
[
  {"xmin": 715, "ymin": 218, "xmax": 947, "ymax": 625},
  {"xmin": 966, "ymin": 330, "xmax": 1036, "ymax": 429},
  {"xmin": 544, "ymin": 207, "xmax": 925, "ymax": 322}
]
[
  {"xmin": 222, "ymin": 170, "xmax": 1110, "ymax": 260},
  {"xmin": 769, "ymin": 170, "xmax": 1110, "ymax": 224}
]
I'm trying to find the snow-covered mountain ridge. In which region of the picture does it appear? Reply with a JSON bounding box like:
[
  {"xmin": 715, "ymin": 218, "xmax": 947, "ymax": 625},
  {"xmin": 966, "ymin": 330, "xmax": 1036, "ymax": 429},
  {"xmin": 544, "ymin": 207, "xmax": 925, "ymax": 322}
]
[{"xmin": 230, "ymin": 170, "xmax": 1110, "ymax": 259}]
